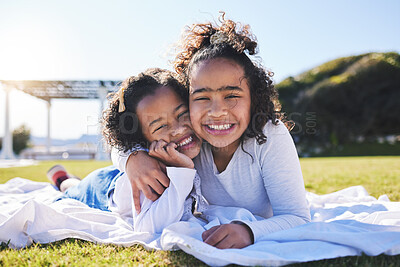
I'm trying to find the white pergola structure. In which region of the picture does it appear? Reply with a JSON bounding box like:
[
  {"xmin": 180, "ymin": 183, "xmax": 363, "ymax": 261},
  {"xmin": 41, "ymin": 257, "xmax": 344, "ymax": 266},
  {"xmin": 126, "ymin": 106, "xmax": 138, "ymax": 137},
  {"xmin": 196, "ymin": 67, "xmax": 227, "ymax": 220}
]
[{"xmin": 0, "ymin": 80, "xmax": 120, "ymax": 160}]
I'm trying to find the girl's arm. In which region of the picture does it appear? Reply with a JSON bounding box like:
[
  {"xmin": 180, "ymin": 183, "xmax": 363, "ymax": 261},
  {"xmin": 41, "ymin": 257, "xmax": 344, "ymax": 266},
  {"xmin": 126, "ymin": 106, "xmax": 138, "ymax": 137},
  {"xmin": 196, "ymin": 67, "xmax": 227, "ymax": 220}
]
[
  {"xmin": 201, "ymin": 122, "xmax": 310, "ymax": 247},
  {"xmin": 111, "ymin": 148, "xmax": 170, "ymax": 214},
  {"xmin": 241, "ymin": 121, "xmax": 311, "ymax": 242},
  {"xmin": 111, "ymin": 167, "xmax": 196, "ymax": 233},
  {"xmin": 111, "ymin": 147, "xmax": 132, "ymax": 172}
]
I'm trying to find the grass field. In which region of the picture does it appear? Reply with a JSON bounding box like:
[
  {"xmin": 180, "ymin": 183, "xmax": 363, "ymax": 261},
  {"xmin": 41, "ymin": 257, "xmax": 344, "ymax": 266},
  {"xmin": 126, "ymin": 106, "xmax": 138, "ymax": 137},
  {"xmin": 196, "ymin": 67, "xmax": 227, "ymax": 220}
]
[{"xmin": 0, "ymin": 156, "xmax": 399, "ymax": 266}]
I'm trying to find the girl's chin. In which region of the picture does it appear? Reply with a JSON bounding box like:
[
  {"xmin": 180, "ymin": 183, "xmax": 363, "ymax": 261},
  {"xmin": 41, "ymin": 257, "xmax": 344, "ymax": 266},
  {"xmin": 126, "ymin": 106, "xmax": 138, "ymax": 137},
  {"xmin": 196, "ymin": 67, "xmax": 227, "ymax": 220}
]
[
  {"xmin": 203, "ymin": 136, "xmax": 242, "ymax": 151},
  {"xmin": 202, "ymin": 136, "xmax": 236, "ymax": 147},
  {"xmin": 177, "ymin": 137, "xmax": 201, "ymax": 158},
  {"xmin": 181, "ymin": 147, "xmax": 201, "ymax": 159}
]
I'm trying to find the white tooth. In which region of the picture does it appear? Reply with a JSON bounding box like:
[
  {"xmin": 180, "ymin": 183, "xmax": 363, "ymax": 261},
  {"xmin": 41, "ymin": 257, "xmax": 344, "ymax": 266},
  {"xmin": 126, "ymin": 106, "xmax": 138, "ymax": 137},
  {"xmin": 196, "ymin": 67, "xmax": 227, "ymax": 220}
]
[
  {"xmin": 178, "ymin": 136, "xmax": 192, "ymax": 147},
  {"xmin": 208, "ymin": 124, "xmax": 232, "ymax": 130}
]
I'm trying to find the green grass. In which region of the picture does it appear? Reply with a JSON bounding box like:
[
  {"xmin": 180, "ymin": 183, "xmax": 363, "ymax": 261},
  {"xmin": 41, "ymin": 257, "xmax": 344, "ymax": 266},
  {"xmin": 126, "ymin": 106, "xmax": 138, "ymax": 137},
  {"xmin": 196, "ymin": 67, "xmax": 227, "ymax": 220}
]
[
  {"xmin": 0, "ymin": 157, "xmax": 399, "ymax": 266},
  {"xmin": 0, "ymin": 160, "xmax": 113, "ymax": 183},
  {"xmin": 312, "ymin": 142, "xmax": 400, "ymax": 157},
  {"xmin": 301, "ymin": 156, "xmax": 400, "ymax": 201},
  {"xmin": 0, "ymin": 239, "xmax": 205, "ymax": 266}
]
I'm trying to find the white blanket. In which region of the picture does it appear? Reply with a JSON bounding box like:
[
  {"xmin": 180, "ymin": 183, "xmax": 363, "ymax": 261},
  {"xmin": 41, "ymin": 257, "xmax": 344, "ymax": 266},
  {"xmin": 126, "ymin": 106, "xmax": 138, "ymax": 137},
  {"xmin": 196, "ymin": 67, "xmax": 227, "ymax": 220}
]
[{"xmin": 1, "ymin": 177, "xmax": 399, "ymax": 266}]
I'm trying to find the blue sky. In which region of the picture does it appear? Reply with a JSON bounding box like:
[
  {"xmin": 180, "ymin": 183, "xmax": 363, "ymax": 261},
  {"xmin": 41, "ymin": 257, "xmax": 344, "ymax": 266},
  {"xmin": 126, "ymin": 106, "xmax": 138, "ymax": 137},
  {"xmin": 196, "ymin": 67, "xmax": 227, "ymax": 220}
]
[{"xmin": 0, "ymin": 0, "xmax": 399, "ymax": 139}]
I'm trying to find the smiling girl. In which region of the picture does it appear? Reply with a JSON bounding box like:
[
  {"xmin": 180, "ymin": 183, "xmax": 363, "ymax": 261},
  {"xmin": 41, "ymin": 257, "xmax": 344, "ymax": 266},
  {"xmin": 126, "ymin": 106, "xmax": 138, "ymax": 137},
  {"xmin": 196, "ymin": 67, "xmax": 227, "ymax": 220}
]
[
  {"xmin": 50, "ymin": 68, "xmax": 207, "ymax": 233},
  {"xmin": 118, "ymin": 15, "xmax": 311, "ymax": 249}
]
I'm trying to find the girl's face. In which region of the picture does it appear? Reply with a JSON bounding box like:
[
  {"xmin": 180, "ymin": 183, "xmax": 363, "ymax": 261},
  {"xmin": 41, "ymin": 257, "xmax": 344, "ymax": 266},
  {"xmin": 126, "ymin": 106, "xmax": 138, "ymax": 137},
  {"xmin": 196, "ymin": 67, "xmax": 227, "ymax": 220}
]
[
  {"xmin": 189, "ymin": 58, "xmax": 251, "ymax": 150},
  {"xmin": 136, "ymin": 86, "xmax": 202, "ymax": 159}
]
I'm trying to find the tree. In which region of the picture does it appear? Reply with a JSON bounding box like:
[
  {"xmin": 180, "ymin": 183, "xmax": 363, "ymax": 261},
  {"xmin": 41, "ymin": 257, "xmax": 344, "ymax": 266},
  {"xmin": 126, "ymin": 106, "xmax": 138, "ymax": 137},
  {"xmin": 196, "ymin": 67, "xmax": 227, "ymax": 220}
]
[
  {"xmin": 12, "ymin": 125, "xmax": 31, "ymax": 155},
  {"xmin": 276, "ymin": 52, "xmax": 400, "ymax": 145}
]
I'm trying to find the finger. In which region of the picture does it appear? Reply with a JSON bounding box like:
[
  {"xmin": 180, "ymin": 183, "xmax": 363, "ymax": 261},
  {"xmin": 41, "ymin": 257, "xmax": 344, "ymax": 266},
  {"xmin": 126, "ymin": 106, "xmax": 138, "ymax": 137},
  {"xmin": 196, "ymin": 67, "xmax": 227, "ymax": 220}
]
[
  {"xmin": 148, "ymin": 141, "xmax": 158, "ymax": 155},
  {"xmin": 215, "ymin": 236, "xmax": 234, "ymax": 249},
  {"xmin": 140, "ymin": 183, "xmax": 160, "ymax": 202},
  {"xmin": 155, "ymin": 140, "xmax": 168, "ymax": 153},
  {"xmin": 149, "ymin": 140, "xmax": 157, "ymax": 151},
  {"xmin": 152, "ymin": 141, "xmax": 169, "ymax": 160},
  {"xmin": 166, "ymin": 142, "xmax": 179, "ymax": 157},
  {"xmin": 131, "ymin": 187, "xmax": 141, "ymax": 214},
  {"xmin": 146, "ymin": 176, "xmax": 166, "ymax": 195},
  {"xmin": 153, "ymin": 169, "xmax": 169, "ymax": 188},
  {"xmin": 167, "ymin": 142, "xmax": 177, "ymax": 149},
  {"xmin": 204, "ymin": 226, "xmax": 228, "ymax": 247},
  {"xmin": 149, "ymin": 145, "xmax": 165, "ymax": 159},
  {"xmin": 202, "ymin": 226, "xmax": 219, "ymax": 241},
  {"xmin": 158, "ymin": 145, "xmax": 172, "ymax": 159}
]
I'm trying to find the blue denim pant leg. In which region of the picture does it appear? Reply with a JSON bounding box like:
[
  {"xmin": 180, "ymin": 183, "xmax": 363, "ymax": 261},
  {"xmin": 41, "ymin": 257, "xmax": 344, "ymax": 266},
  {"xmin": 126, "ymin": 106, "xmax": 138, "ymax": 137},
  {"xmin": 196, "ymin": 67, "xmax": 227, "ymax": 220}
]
[{"xmin": 58, "ymin": 165, "xmax": 123, "ymax": 211}]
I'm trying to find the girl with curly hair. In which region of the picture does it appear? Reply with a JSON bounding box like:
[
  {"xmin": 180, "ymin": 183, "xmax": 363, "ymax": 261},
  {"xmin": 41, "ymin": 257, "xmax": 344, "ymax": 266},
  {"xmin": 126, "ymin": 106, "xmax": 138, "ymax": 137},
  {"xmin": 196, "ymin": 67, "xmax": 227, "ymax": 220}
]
[
  {"xmin": 48, "ymin": 68, "xmax": 208, "ymax": 233},
  {"xmin": 116, "ymin": 14, "xmax": 310, "ymax": 249}
]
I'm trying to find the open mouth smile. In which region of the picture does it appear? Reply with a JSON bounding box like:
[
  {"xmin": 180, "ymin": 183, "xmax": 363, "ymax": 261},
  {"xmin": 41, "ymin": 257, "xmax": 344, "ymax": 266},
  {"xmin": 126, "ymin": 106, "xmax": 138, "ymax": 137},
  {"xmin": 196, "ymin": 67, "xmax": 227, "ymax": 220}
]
[
  {"xmin": 175, "ymin": 134, "xmax": 198, "ymax": 150},
  {"xmin": 203, "ymin": 123, "xmax": 236, "ymax": 135}
]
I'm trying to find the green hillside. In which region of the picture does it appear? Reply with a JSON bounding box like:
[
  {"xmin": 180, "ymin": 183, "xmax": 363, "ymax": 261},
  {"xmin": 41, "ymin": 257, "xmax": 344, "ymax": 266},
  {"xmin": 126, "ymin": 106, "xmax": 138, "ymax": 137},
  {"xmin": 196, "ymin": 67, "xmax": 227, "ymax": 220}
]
[{"xmin": 276, "ymin": 52, "xmax": 400, "ymax": 156}]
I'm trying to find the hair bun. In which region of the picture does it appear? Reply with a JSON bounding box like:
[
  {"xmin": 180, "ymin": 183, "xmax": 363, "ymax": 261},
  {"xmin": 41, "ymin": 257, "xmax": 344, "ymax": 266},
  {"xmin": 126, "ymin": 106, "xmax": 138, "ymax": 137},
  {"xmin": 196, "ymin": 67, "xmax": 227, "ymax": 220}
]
[
  {"xmin": 174, "ymin": 13, "xmax": 259, "ymax": 74},
  {"xmin": 210, "ymin": 32, "xmax": 230, "ymax": 45}
]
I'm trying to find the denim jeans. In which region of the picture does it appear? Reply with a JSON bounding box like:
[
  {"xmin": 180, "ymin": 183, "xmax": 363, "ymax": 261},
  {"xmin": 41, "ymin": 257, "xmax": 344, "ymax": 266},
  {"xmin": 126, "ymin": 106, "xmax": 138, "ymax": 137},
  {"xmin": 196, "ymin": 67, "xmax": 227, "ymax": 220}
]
[{"xmin": 58, "ymin": 166, "xmax": 122, "ymax": 211}]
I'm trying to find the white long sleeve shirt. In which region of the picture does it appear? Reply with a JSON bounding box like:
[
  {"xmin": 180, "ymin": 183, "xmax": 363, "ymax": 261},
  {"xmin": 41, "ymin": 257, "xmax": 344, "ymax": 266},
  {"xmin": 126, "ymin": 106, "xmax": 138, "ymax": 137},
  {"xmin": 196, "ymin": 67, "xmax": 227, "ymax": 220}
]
[{"xmin": 108, "ymin": 167, "xmax": 207, "ymax": 233}]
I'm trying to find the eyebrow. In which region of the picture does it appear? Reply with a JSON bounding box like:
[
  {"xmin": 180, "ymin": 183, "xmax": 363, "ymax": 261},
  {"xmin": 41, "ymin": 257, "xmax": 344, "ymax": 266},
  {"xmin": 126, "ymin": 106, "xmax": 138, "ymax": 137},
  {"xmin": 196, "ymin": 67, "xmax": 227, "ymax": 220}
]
[
  {"xmin": 149, "ymin": 118, "xmax": 161, "ymax": 127},
  {"xmin": 191, "ymin": 86, "xmax": 243, "ymax": 95},
  {"xmin": 148, "ymin": 103, "xmax": 185, "ymax": 127},
  {"xmin": 174, "ymin": 103, "xmax": 185, "ymax": 112}
]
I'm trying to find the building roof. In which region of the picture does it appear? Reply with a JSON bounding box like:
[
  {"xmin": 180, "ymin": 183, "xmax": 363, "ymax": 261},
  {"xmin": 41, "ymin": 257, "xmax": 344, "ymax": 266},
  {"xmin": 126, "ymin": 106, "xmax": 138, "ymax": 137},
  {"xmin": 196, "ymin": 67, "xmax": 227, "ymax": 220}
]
[{"xmin": 0, "ymin": 80, "xmax": 121, "ymax": 101}]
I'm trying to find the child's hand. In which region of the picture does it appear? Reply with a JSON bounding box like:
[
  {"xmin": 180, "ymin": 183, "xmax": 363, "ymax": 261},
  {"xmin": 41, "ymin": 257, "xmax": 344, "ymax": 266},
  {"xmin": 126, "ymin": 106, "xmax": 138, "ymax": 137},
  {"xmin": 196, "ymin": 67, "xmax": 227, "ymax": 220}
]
[
  {"xmin": 202, "ymin": 223, "xmax": 254, "ymax": 249},
  {"xmin": 149, "ymin": 140, "xmax": 194, "ymax": 169},
  {"xmin": 125, "ymin": 151, "xmax": 169, "ymax": 214}
]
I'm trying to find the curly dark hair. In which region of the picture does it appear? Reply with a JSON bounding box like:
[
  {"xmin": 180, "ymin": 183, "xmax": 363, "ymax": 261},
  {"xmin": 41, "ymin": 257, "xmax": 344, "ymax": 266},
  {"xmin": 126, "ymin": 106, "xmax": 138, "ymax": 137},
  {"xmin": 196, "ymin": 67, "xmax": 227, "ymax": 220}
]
[
  {"xmin": 102, "ymin": 68, "xmax": 188, "ymax": 153},
  {"xmin": 173, "ymin": 13, "xmax": 287, "ymax": 145}
]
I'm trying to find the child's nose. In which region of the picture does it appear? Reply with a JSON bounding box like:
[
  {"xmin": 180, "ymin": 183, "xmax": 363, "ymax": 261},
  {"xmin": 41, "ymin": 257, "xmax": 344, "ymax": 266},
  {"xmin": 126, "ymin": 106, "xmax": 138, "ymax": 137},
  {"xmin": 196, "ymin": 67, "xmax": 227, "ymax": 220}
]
[
  {"xmin": 170, "ymin": 121, "xmax": 186, "ymax": 137},
  {"xmin": 208, "ymin": 99, "xmax": 228, "ymax": 117}
]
